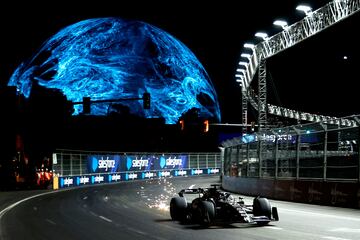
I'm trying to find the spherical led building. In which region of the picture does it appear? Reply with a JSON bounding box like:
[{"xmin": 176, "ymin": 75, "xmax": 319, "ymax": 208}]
[{"xmin": 9, "ymin": 18, "xmax": 221, "ymax": 124}]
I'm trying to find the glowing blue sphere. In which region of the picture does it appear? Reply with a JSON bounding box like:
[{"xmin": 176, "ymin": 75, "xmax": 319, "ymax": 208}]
[{"xmin": 8, "ymin": 18, "xmax": 221, "ymax": 124}]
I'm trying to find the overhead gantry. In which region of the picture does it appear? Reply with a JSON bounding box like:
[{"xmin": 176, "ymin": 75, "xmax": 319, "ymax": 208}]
[{"xmin": 236, "ymin": 0, "xmax": 360, "ymax": 131}]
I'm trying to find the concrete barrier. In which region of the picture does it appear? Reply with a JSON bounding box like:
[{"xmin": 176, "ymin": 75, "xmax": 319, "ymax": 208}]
[{"xmin": 222, "ymin": 176, "xmax": 360, "ymax": 209}]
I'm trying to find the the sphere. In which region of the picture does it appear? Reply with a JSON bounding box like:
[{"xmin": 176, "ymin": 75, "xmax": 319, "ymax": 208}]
[{"xmin": 8, "ymin": 18, "xmax": 221, "ymax": 124}]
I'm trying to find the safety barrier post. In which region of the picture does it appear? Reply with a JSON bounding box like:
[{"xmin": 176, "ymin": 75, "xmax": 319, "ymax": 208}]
[
  {"xmin": 258, "ymin": 134, "xmax": 262, "ymax": 178},
  {"xmin": 246, "ymin": 143, "xmax": 250, "ymax": 177},
  {"xmin": 322, "ymin": 124, "xmax": 328, "ymax": 181},
  {"xmin": 60, "ymin": 152, "xmax": 63, "ymax": 176},
  {"xmin": 197, "ymin": 153, "xmax": 200, "ymax": 169},
  {"xmin": 293, "ymin": 126, "xmax": 301, "ymax": 180}
]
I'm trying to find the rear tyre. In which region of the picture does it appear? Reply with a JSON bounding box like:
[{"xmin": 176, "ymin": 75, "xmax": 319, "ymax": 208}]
[{"xmin": 170, "ymin": 197, "xmax": 187, "ymax": 221}]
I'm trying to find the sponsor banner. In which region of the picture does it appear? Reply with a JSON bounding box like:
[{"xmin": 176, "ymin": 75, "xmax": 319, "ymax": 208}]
[
  {"xmin": 191, "ymin": 169, "xmax": 204, "ymax": 175},
  {"xmin": 108, "ymin": 173, "xmax": 121, "ymax": 182},
  {"xmin": 125, "ymin": 172, "xmax": 139, "ymax": 181},
  {"xmin": 158, "ymin": 170, "xmax": 171, "ymax": 178},
  {"xmin": 157, "ymin": 155, "xmax": 188, "ymax": 170},
  {"xmin": 59, "ymin": 176, "xmax": 76, "ymax": 188},
  {"xmin": 91, "ymin": 174, "xmax": 106, "ymax": 184},
  {"xmin": 87, "ymin": 154, "xmax": 190, "ymax": 173},
  {"xmin": 57, "ymin": 168, "xmax": 221, "ymax": 189},
  {"xmin": 87, "ymin": 155, "xmax": 121, "ymax": 173},
  {"xmin": 207, "ymin": 168, "xmax": 220, "ymax": 174},
  {"xmin": 174, "ymin": 169, "xmax": 188, "ymax": 177},
  {"xmin": 77, "ymin": 175, "xmax": 91, "ymax": 185},
  {"xmin": 141, "ymin": 171, "xmax": 157, "ymax": 179},
  {"xmin": 124, "ymin": 156, "xmax": 154, "ymax": 171}
]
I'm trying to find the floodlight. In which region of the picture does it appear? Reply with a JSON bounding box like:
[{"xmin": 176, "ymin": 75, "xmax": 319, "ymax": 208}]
[
  {"xmin": 255, "ymin": 32, "xmax": 269, "ymax": 40},
  {"xmin": 273, "ymin": 20, "xmax": 288, "ymax": 29}
]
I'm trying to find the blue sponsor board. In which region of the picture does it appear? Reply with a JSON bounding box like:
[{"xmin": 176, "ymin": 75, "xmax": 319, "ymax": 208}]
[
  {"xmin": 108, "ymin": 173, "xmax": 121, "ymax": 182},
  {"xmin": 141, "ymin": 171, "xmax": 157, "ymax": 179},
  {"xmin": 158, "ymin": 155, "xmax": 188, "ymax": 169},
  {"xmin": 158, "ymin": 170, "xmax": 172, "ymax": 178},
  {"xmin": 124, "ymin": 156, "xmax": 154, "ymax": 171},
  {"xmin": 174, "ymin": 169, "xmax": 189, "ymax": 177},
  {"xmin": 57, "ymin": 165, "xmax": 220, "ymax": 189},
  {"xmin": 77, "ymin": 175, "xmax": 91, "ymax": 185},
  {"xmin": 207, "ymin": 168, "xmax": 220, "ymax": 174},
  {"xmin": 124, "ymin": 172, "xmax": 139, "ymax": 181},
  {"xmin": 191, "ymin": 169, "xmax": 204, "ymax": 175},
  {"xmin": 87, "ymin": 155, "xmax": 121, "ymax": 173},
  {"xmin": 87, "ymin": 154, "xmax": 189, "ymax": 174},
  {"xmin": 90, "ymin": 174, "xmax": 107, "ymax": 184},
  {"xmin": 59, "ymin": 176, "xmax": 76, "ymax": 188}
]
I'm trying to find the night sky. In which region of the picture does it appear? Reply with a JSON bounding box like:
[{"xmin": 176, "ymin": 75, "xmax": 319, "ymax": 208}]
[{"xmin": 0, "ymin": 0, "xmax": 359, "ymax": 123}]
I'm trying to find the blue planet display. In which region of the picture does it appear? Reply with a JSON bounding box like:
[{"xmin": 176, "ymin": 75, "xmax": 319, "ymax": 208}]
[{"xmin": 8, "ymin": 18, "xmax": 221, "ymax": 124}]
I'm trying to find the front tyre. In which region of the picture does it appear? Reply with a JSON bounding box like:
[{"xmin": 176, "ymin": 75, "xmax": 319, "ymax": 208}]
[
  {"xmin": 199, "ymin": 201, "xmax": 215, "ymax": 226},
  {"xmin": 253, "ymin": 197, "xmax": 271, "ymax": 225}
]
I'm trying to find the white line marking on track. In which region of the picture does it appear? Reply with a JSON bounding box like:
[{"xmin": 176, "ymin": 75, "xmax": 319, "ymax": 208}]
[
  {"xmin": 330, "ymin": 228, "xmax": 360, "ymax": 233},
  {"xmin": 0, "ymin": 190, "xmax": 65, "ymax": 219},
  {"xmin": 127, "ymin": 227, "xmax": 147, "ymax": 235},
  {"xmin": 281, "ymin": 208, "xmax": 360, "ymax": 222},
  {"xmin": 99, "ymin": 216, "xmax": 113, "ymax": 223},
  {"xmin": 0, "ymin": 189, "xmax": 69, "ymax": 240},
  {"xmin": 45, "ymin": 219, "xmax": 56, "ymax": 225},
  {"xmin": 189, "ymin": 184, "xmax": 196, "ymax": 189},
  {"xmin": 154, "ymin": 237, "xmax": 167, "ymax": 240},
  {"xmin": 322, "ymin": 236, "xmax": 351, "ymax": 240},
  {"xmin": 265, "ymin": 226, "xmax": 283, "ymax": 230},
  {"xmin": 89, "ymin": 211, "xmax": 98, "ymax": 217}
]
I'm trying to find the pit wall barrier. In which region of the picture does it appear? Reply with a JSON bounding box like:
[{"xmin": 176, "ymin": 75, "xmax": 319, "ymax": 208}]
[
  {"xmin": 52, "ymin": 150, "xmax": 221, "ymax": 189},
  {"xmin": 222, "ymin": 176, "xmax": 360, "ymax": 209}
]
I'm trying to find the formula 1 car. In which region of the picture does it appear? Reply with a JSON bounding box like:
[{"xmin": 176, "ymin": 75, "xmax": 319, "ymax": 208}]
[{"xmin": 170, "ymin": 184, "xmax": 279, "ymax": 226}]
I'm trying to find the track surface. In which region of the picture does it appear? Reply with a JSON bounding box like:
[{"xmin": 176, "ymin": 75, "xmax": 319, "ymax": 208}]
[{"xmin": 1, "ymin": 176, "xmax": 360, "ymax": 240}]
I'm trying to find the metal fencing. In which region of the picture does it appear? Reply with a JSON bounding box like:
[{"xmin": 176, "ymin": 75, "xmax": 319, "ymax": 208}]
[
  {"xmin": 223, "ymin": 115, "xmax": 360, "ymax": 182},
  {"xmin": 53, "ymin": 150, "xmax": 221, "ymax": 177}
]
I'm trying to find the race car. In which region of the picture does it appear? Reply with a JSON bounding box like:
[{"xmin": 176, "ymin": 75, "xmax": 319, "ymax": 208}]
[{"xmin": 170, "ymin": 184, "xmax": 279, "ymax": 226}]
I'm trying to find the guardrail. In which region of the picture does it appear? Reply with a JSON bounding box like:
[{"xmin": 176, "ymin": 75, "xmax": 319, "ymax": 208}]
[
  {"xmin": 52, "ymin": 150, "xmax": 221, "ymax": 189},
  {"xmin": 222, "ymin": 116, "xmax": 360, "ymax": 182}
]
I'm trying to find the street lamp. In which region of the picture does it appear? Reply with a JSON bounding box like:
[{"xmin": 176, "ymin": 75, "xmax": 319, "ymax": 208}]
[
  {"xmin": 255, "ymin": 32, "xmax": 269, "ymax": 41},
  {"xmin": 296, "ymin": 5, "xmax": 312, "ymax": 15},
  {"xmin": 238, "ymin": 61, "xmax": 248, "ymax": 67},
  {"xmin": 243, "ymin": 43, "xmax": 255, "ymax": 50},
  {"xmin": 235, "ymin": 73, "xmax": 244, "ymax": 87},
  {"xmin": 240, "ymin": 53, "xmax": 251, "ymax": 60},
  {"xmin": 273, "ymin": 20, "xmax": 288, "ymax": 30},
  {"xmin": 236, "ymin": 68, "xmax": 246, "ymax": 74}
]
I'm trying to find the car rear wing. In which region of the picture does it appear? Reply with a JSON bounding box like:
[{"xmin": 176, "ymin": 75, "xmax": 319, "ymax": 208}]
[{"xmin": 178, "ymin": 188, "xmax": 204, "ymax": 197}]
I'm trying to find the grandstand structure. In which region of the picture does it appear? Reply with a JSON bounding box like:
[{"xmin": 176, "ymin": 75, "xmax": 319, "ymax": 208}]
[{"xmin": 236, "ymin": 0, "xmax": 360, "ymax": 131}]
